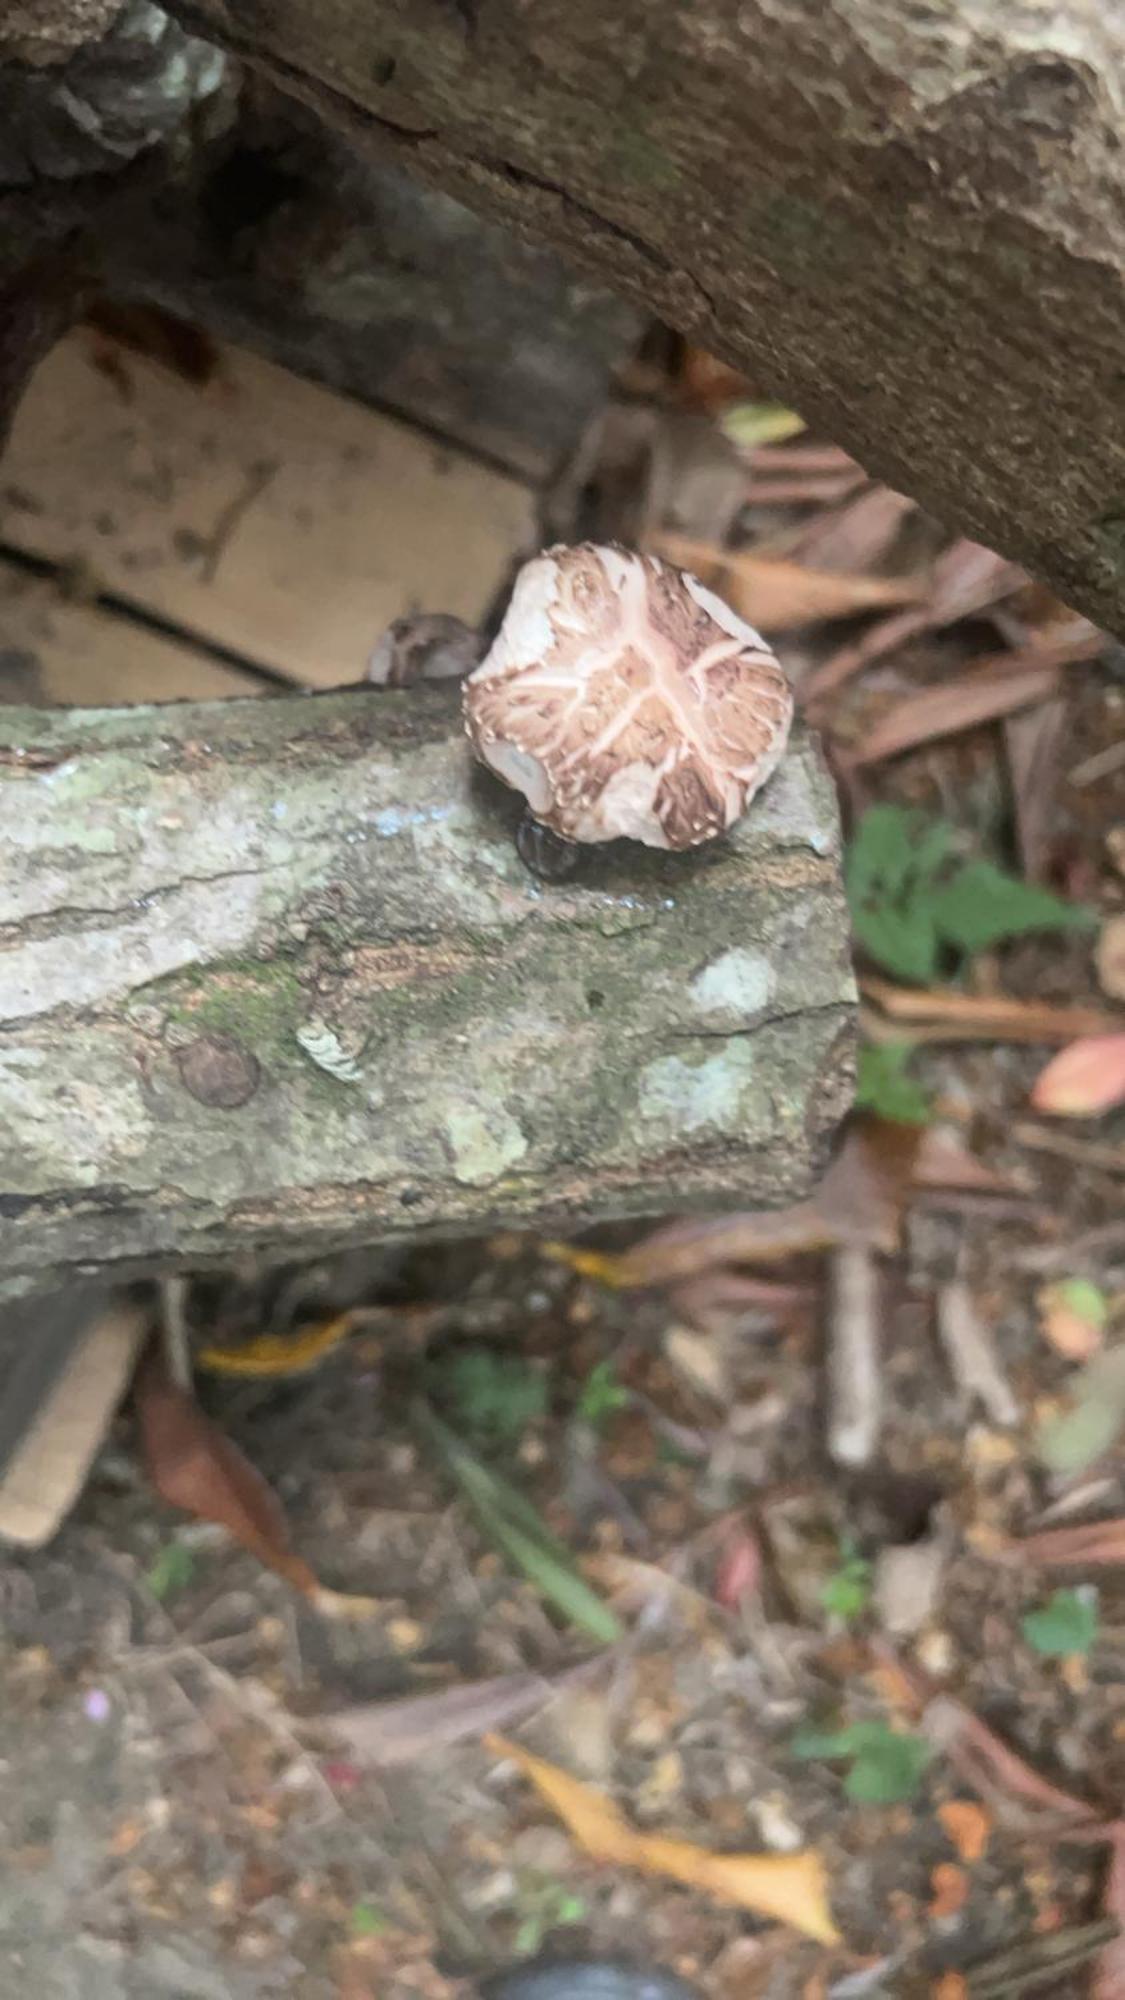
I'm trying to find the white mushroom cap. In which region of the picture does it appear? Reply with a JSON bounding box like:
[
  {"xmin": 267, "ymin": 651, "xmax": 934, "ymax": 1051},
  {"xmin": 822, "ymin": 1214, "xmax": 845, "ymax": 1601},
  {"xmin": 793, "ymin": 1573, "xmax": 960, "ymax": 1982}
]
[{"xmin": 462, "ymin": 543, "xmax": 794, "ymax": 850}]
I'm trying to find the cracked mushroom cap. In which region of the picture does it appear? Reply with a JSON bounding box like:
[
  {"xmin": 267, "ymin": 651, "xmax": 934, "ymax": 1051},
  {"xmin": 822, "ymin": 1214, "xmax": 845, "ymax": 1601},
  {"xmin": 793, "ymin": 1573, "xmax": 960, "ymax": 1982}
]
[{"xmin": 462, "ymin": 543, "xmax": 793, "ymax": 850}]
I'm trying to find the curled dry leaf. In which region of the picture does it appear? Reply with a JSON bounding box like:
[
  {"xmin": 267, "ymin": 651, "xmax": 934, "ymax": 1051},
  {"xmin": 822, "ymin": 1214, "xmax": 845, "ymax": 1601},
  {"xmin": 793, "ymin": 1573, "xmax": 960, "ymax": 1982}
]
[
  {"xmin": 1030, "ymin": 1036, "xmax": 1125, "ymax": 1117},
  {"xmin": 197, "ymin": 1311, "xmax": 358, "ymax": 1377},
  {"xmin": 487, "ymin": 1733, "xmax": 839, "ymax": 1945},
  {"xmin": 546, "ymin": 1119, "xmax": 917, "ymax": 1292},
  {"xmin": 135, "ymin": 1347, "xmax": 318, "ymax": 1597},
  {"xmin": 652, "ymin": 528, "xmax": 922, "ymax": 633},
  {"xmin": 804, "ymin": 539, "xmax": 1027, "ymax": 706},
  {"xmin": 1009, "ymin": 1516, "xmax": 1125, "ymax": 1567},
  {"xmin": 849, "ymin": 651, "xmax": 1074, "ymax": 768},
  {"xmin": 782, "ymin": 484, "xmax": 915, "ymax": 573}
]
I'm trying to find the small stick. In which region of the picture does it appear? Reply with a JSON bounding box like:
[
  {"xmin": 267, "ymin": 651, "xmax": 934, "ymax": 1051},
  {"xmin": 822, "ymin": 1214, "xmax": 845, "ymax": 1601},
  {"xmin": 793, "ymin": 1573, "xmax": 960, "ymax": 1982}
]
[
  {"xmin": 936, "ymin": 1280, "xmax": 1018, "ymax": 1426},
  {"xmin": 826, "ymin": 1245, "xmax": 882, "ymax": 1466}
]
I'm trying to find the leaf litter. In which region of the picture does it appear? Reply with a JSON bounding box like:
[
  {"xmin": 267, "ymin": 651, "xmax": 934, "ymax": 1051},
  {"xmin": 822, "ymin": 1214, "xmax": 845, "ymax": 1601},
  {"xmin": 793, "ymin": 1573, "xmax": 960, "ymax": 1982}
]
[{"xmin": 12, "ymin": 339, "xmax": 1125, "ymax": 1997}]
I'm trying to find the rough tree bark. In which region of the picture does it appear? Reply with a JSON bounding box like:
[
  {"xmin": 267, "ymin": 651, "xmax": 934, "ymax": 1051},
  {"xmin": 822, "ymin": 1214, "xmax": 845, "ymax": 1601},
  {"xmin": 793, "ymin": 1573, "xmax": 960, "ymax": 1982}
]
[
  {"xmin": 167, "ymin": 0, "xmax": 1125, "ymax": 640},
  {"xmin": 0, "ymin": 691, "xmax": 855, "ymax": 1294}
]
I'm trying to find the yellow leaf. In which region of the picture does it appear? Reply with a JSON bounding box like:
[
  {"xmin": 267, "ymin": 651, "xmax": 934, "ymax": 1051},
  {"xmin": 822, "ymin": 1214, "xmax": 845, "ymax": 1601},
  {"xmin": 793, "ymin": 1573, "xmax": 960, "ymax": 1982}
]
[
  {"xmin": 540, "ymin": 1242, "xmax": 631, "ymax": 1287},
  {"xmin": 197, "ymin": 1311, "xmax": 357, "ymax": 1377},
  {"xmin": 487, "ymin": 1734, "xmax": 840, "ymax": 1946}
]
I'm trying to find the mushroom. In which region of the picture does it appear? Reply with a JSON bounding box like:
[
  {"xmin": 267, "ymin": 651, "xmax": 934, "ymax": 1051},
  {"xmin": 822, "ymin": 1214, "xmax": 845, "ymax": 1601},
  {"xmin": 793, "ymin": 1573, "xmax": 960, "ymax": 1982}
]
[{"xmin": 462, "ymin": 543, "xmax": 793, "ymax": 867}]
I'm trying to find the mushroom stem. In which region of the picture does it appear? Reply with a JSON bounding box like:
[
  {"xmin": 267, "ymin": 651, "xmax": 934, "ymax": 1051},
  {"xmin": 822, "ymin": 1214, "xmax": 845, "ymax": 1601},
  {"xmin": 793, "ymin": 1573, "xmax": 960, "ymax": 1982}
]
[{"xmin": 515, "ymin": 812, "xmax": 580, "ymax": 881}]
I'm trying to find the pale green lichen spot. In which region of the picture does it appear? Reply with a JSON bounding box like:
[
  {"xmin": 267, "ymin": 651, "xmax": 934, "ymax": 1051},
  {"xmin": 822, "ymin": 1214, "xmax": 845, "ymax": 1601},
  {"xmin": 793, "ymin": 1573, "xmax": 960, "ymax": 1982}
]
[
  {"xmin": 689, "ymin": 947, "xmax": 775, "ymax": 1020},
  {"xmin": 445, "ymin": 1104, "xmax": 529, "ymax": 1185}
]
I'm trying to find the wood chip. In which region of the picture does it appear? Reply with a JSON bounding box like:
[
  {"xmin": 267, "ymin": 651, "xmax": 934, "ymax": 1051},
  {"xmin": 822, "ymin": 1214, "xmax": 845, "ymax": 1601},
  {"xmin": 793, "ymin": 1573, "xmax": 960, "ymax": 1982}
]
[{"xmin": 0, "ymin": 331, "xmax": 533, "ymax": 688}]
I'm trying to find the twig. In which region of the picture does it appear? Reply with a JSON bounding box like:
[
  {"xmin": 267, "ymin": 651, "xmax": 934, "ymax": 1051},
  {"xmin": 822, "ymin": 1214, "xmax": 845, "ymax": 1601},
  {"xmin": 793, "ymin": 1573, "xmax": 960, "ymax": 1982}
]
[
  {"xmin": 935, "ymin": 1280, "xmax": 1018, "ymax": 1426},
  {"xmin": 826, "ymin": 1245, "xmax": 882, "ymax": 1466}
]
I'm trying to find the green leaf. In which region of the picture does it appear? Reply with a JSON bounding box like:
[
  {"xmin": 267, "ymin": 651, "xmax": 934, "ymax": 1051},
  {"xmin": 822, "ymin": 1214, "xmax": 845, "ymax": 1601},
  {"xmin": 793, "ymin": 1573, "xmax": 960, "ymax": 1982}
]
[
  {"xmin": 855, "ymin": 1042, "xmax": 931, "ymax": 1125},
  {"xmin": 1021, "ymin": 1587, "xmax": 1099, "ymax": 1658},
  {"xmin": 414, "ymin": 1402, "xmax": 622, "ymax": 1644},
  {"xmin": 851, "ymin": 898, "xmax": 938, "ymax": 983},
  {"xmin": 146, "ymin": 1540, "xmax": 195, "ymax": 1601},
  {"xmin": 1036, "ymin": 1346, "xmax": 1125, "ymax": 1472},
  {"xmin": 440, "ymin": 1349, "xmax": 550, "ymax": 1441},
  {"xmin": 843, "ymin": 1726, "xmax": 931, "ymax": 1805},
  {"xmin": 1052, "ymin": 1279, "xmax": 1108, "ymax": 1331},
  {"xmin": 577, "ymin": 1360, "xmax": 629, "ymax": 1427},
  {"xmin": 931, "ymin": 860, "xmax": 1095, "ymax": 955},
  {"xmin": 845, "ymin": 806, "xmax": 923, "ymax": 907},
  {"xmin": 819, "ymin": 1554, "xmax": 873, "ymax": 1623},
  {"xmin": 350, "ymin": 1902, "xmax": 389, "ymax": 1938},
  {"xmin": 791, "ymin": 1717, "xmax": 930, "ymax": 1803}
]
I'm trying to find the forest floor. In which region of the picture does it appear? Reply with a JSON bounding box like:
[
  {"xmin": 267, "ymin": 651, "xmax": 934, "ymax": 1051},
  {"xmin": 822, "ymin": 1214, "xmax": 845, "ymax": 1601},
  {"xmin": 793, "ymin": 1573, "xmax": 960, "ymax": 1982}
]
[{"xmin": 2, "ymin": 320, "xmax": 1125, "ymax": 2000}]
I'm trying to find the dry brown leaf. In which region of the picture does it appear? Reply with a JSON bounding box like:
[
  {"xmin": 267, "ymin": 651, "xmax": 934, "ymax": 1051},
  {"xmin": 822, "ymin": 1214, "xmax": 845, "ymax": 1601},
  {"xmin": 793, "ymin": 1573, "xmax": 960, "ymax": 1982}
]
[
  {"xmin": 1096, "ymin": 918, "xmax": 1125, "ymax": 1003},
  {"xmin": 135, "ymin": 1348, "xmax": 318, "ymax": 1596},
  {"xmin": 748, "ymin": 444, "xmax": 857, "ymax": 476},
  {"xmin": 804, "ymin": 539, "xmax": 1026, "ymax": 705},
  {"xmin": 1006, "ymin": 695, "xmax": 1069, "ymax": 883},
  {"xmin": 487, "ymin": 1733, "xmax": 840, "ymax": 1944},
  {"xmin": 912, "ymin": 1127, "xmax": 1024, "ymax": 1198},
  {"xmin": 922, "ymin": 1696, "xmax": 1102, "ymax": 1836},
  {"xmin": 324, "ymin": 1662, "xmax": 605, "ymax": 1769},
  {"xmin": 931, "ymin": 1976, "xmax": 968, "ymax": 2000},
  {"xmin": 861, "ymin": 976, "xmax": 1118, "ymax": 1045},
  {"xmin": 547, "ymin": 1120, "xmax": 917, "ymax": 1290},
  {"xmin": 849, "ymin": 652, "xmax": 1075, "ymax": 767},
  {"xmin": 1006, "ymin": 1518, "xmax": 1125, "ymax": 1567},
  {"xmin": 650, "ymin": 529, "xmax": 922, "ymax": 632},
  {"xmin": 782, "ymin": 485, "xmax": 915, "ymax": 573},
  {"xmin": 743, "ymin": 469, "xmax": 866, "ymax": 506},
  {"xmin": 937, "ymin": 1799, "xmax": 992, "ymax": 1864}
]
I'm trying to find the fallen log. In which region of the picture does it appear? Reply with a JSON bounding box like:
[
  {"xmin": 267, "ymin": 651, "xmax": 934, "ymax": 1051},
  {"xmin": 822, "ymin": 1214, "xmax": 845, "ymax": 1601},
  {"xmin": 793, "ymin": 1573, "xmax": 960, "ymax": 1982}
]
[{"xmin": 0, "ymin": 688, "xmax": 855, "ymax": 1294}]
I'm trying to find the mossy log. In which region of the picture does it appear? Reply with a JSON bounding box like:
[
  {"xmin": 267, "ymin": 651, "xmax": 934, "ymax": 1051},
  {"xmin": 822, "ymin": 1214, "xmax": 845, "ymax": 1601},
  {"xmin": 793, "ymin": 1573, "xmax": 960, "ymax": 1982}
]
[{"xmin": 0, "ymin": 688, "xmax": 855, "ymax": 1292}]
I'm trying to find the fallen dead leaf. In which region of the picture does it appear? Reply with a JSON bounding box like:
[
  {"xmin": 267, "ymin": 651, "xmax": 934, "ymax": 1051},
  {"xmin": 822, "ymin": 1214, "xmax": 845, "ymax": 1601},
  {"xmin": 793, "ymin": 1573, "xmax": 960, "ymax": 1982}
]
[
  {"xmin": 848, "ymin": 646, "xmax": 1091, "ymax": 767},
  {"xmin": 929, "ymin": 1862, "xmax": 970, "ymax": 1920},
  {"xmin": 804, "ymin": 539, "xmax": 1027, "ymax": 706},
  {"xmin": 197, "ymin": 1311, "xmax": 358, "ymax": 1377},
  {"xmin": 651, "ymin": 529, "xmax": 922, "ymax": 632},
  {"xmin": 546, "ymin": 1119, "xmax": 917, "ymax": 1291},
  {"xmin": 135, "ymin": 1347, "xmax": 358, "ymax": 1607},
  {"xmin": 1005, "ymin": 1517, "xmax": 1125, "ymax": 1567},
  {"xmin": 487, "ymin": 1733, "xmax": 840, "ymax": 1945},
  {"xmin": 1030, "ymin": 1035, "xmax": 1125, "ymax": 1116},
  {"xmin": 937, "ymin": 1799, "xmax": 992, "ymax": 1864},
  {"xmin": 324, "ymin": 1660, "xmax": 606, "ymax": 1769},
  {"xmin": 930, "ymin": 1976, "xmax": 968, "ymax": 2000},
  {"xmin": 782, "ymin": 484, "xmax": 915, "ymax": 574},
  {"xmin": 921, "ymin": 1695, "xmax": 1103, "ymax": 1836}
]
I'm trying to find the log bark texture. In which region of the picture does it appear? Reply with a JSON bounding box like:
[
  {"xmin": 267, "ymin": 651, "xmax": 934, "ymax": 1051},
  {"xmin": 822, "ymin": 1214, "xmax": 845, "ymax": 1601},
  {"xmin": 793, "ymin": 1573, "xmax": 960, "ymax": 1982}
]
[
  {"xmin": 170, "ymin": 0, "xmax": 1125, "ymax": 639},
  {"xmin": 0, "ymin": 690, "xmax": 855, "ymax": 1293}
]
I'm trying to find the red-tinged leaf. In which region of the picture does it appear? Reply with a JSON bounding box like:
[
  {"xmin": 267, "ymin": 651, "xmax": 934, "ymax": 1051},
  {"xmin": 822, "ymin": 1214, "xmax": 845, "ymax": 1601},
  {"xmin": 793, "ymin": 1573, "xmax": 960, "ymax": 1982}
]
[
  {"xmin": 715, "ymin": 1526, "xmax": 762, "ymax": 1609},
  {"xmin": 784, "ymin": 485, "xmax": 915, "ymax": 574},
  {"xmin": 322, "ymin": 1759, "xmax": 363, "ymax": 1792},
  {"xmin": 135, "ymin": 1347, "xmax": 317, "ymax": 1596},
  {"xmin": 850, "ymin": 654, "xmax": 1068, "ymax": 767},
  {"xmin": 921, "ymin": 1695, "xmax": 1102, "ymax": 1836},
  {"xmin": 1030, "ymin": 1036, "xmax": 1125, "ymax": 1117},
  {"xmin": 804, "ymin": 539, "xmax": 1026, "ymax": 706},
  {"xmin": 1006, "ymin": 1518, "xmax": 1125, "ymax": 1567}
]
